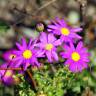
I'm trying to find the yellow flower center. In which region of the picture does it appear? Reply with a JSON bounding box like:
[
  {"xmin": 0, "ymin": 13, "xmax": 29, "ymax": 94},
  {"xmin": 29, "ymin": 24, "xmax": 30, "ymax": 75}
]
[
  {"xmin": 9, "ymin": 54, "xmax": 16, "ymax": 59},
  {"xmin": 61, "ymin": 28, "xmax": 70, "ymax": 36},
  {"xmin": 23, "ymin": 50, "xmax": 32, "ymax": 59},
  {"xmin": 45, "ymin": 44, "xmax": 53, "ymax": 51},
  {"xmin": 5, "ymin": 70, "xmax": 12, "ymax": 77},
  {"xmin": 71, "ymin": 52, "xmax": 80, "ymax": 61}
]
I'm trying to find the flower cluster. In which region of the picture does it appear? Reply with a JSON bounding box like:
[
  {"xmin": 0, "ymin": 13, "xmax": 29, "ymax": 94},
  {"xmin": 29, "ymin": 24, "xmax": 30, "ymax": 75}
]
[{"xmin": 0, "ymin": 17, "xmax": 90, "ymax": 85}]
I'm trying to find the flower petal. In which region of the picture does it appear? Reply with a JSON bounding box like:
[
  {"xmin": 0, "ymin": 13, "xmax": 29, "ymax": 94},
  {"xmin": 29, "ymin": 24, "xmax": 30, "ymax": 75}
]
[
  {"xmin": 16, "ymin": 43, "xmax": 23, "ymax": 50},
  {"xmin": 34, "ymin": 43, "xmax": 45, "ymax": 49},
  {"xmin": 48, "ymin": 33, "xmax": 56, "ymax": 43},
  {"xmin": 71, "ymin": 28, "xmax": 82, "ymax": 33},
  {"xmin": 34, "ymin": 59, "xmax": 40, "ymax": 67},
  {"xmin": 69, "ymin": 33, "xmax": 82, "ymax": 39},
  {"xmin": 14, "ymin": 59, "xmax": 23, "ymax": 68},
  {"xmin": 22, "ymin": 38, "xmax": 27, "ymax": 48},
  {"xmin": 53, "ymin": 39, "xmax": 61, "ymax": 46},
  {"xmin": 28, "ymin": 38, "xmax": 33, "ymax": 47},
  {"xmin": 76, "ymin": 41, "xmax": 83, "ymax": 50},
  {"xmin": 35, "ymin": 50, "xmax": 45, "ymax": 57},
  {"xmin": 23, "ymin": 62, "xmax": 30, "ymax": 70},
  {"xmin": 48, "ymin": 25, "xmax": 58, "ymax": 29},
  {"xmin": 40, "ymin": 32, "xmax": 47, "ymax": 43},
  {"xmin": 60, "ymin": 52, "xmax": 70, "ymax": 58},
  {"xmin": 52, "ymin": 51, "xmax": 58, "ymax": 61},
  {"xmin": 69, "ymin": 42, "xmax": 75, "ymax": 51},
  {"xmin": 46, "ymin": 51, "xmax": 52, "ymax": 62}
]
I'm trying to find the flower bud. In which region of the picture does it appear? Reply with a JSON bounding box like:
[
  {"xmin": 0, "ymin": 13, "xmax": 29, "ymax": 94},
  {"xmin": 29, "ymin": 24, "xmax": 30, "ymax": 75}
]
[{"xmin": 36, "ymin": 23, "xmax": 44, "ymax": 32}]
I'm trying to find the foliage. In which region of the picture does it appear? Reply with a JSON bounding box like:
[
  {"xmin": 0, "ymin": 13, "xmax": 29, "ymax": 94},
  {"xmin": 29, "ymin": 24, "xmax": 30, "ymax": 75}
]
[{"xmin": 17, "ymin": 63, "xmax": 90, "ymax": 96}]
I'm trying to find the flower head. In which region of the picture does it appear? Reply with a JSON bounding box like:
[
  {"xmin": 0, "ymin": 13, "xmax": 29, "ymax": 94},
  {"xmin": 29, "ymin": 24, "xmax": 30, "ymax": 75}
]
[
  {"xmin": 61, "ymin": 42, "xmax": 89, "ymax": 72},
  {"xmin": 47, "ymin": 17, "xmax": 82, "ymax": 43},
  {"xmin": 35, "ymin": 32, "xmax": 61, "ymax": 62},
  {"xmin": 13, "ymin": 38, "xmax": 44, "ymax": 70},
  {"xmin": 0, "ymin": 63, "xmax": 14, "ymax": 86}
]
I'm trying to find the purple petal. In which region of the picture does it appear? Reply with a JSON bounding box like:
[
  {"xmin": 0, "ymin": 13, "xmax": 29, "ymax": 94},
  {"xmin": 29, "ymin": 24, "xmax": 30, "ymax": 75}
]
[
  {"xmin": 82, "ymin": 63, "xmax": 88, "ymax": 69},
  {"xmin": 52, "ymin": 51, "xmax": 58, "ymax": 61},
  {"xmin": 81, "ymin": 48, "xmax": 88, "ymax": 52},
  {"xmin": 22, "ymin": 38, "xmax": 27, "ymax": 48},
  {"xmin": 60, "ymin": 35, "xmax": 65, "ymax": 42},
  {"xmin": 40, "ymin": 32, "xmax": 47, "ymax": 43},
  {"xmin": 81, "ymin": 56, "xmax": 90, "ymax": 62},
  {"xmin": 76, "ymin": 41, "xmax": 83, "ymax": 51},
  {"xmin": 61, "ymin": 52, "xmax": 70, "ymax": 58},
  {"xmin": 53, "ymin": 39, "xmax": 61, "ymax": 46},
  {"xmin": 69, "ymin": 63, "xmax": 78, "ymax": 72},
  {"xmin": 14, "ymin": 59, "xmax": 23, "ymax": 68},
  {"xmin": 60, "ymin": 35, "xmax": 72, "ymax": 43},
  {"xmin": 0, "ymin": 63, "xmax": 7, "ymax": 75},
  {"xmin": 13, "ymin": 56, "xmax": 23, "ymax": 62},
  {"xmin": 71, "ymin": 28, "xmax": 82, "ymax": 32},
  {"xmin": 34, "ymin": 43, "xmax": 45, "ymax": 49},
  {"xmin": 64, "ymin": 59, "xmax": 72, "ymax": 65},
  {"xmin": 47, "ymin": 29, "xmax": 52, "ymax": 32},
  {"xmin": 48, "ymin": 25, "xmax": 58, "ymax": 29},
  {"xmin": 56, "ymin": 17, "xmax": 66, "ymax": 26},
  {"xmin": 16, "ymin": 43, "xmax": 23, "ymax": 50},
  {"xmin": 30, "ymin": 39, "xmax": 39, "ymax": 49},
  {"xmin": 13, "ymin": 50, "xmax": 22, "ymax": 56},
  {"xmin": 34, "ymin": 59, "xmax": 40, "ymax": 67},
  {"xmin": 28, "ymin": 38, "xmax": 33, "ymax": 48},
  {"xmin": 48, "ymin": 33, "xmax": 56, "ymax": 43},
  {"xmin": 23, "ymin": 62, "xmax": 30, "ymax": 70},
  {"xmin": 3, "ymin": 77, "xmax": 14, "ymax": 86},
  {"xmin": 46, "ymin": 51, "xmax": 52, "ymax": 62},
  {"xmin": 74, "ymin": 34, "xmax": 82, "ymax": 39},
  {"xmin": 69, "ymin": 33, "xmax": 82, "ymax": 39},
  {"xmin": 69, "ymin": 42, "xmax": 75, "ymax": 51},
  {"xmin": 63, "ymin": 45, "xmax": 70, "ymax": 51},
  {"xmin": 35, "ymin": 50, "xmax": 45, "ymax": 57},
  {"xmin": 78, "ymin": 60, "xmax": 88, "ymax": 70},
  {"xmin": 53, "ymin": 30, "xmax": 61, "ymax": 35}
]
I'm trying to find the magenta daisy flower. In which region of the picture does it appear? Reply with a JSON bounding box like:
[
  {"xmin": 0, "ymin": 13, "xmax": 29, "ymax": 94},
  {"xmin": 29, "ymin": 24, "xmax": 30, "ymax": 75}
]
[
  {"xmin": 3, "ymin": 50, "xmax": 24, "ymax": 74},
  {"xmin": 60, "ymin": 42, "xmax": 89, "ymax": 72},
  {"xmin": 47, "ymin": 18, "xmax": 82, "ymax": 43},
  {"xmin": 35, "ymin": 32, "xmax": 61, "ymax": 62},
  {"xmin": 0, "ymin": 63, "xmax": 14, "ymax": 85},
  {"xmin": 13, "ymin": 38, "xmax": 44, "ymax": 70}
]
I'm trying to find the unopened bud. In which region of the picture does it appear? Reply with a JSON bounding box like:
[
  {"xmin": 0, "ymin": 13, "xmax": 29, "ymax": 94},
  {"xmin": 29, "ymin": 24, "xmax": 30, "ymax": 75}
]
[{"xmin": 36, "ymin": 23, "xmax": 44, "ymax": 32}]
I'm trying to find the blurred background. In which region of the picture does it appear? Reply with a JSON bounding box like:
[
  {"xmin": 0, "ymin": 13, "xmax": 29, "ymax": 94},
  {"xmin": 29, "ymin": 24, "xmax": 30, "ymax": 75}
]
[{"xmin": 0, "ymin": 0, "xmax": 96, "ymax": 96}]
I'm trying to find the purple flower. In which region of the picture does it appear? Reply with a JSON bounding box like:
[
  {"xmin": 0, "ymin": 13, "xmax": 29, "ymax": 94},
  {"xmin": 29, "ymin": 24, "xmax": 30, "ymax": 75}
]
[
  {"xmin": 13, "ymin": 38, "xmax": 44, "ymax": 70},
  {"xmin": 35, "ymin": 32, "xmax": 61, "ymax": 62},
  {"xmin": 3, "ymin": 50, "xmax": 24, "ymax": 74},
  {"xmin": 61, "ymin": 42, "xmax": 89, "ymax": 72},
  {"xmin": 47, "ymin": 18, "xmax": 82, "ymax": 43},
  {"xmin": 0, "ymin": 63, "xmax": 14, "ymax": 86}
]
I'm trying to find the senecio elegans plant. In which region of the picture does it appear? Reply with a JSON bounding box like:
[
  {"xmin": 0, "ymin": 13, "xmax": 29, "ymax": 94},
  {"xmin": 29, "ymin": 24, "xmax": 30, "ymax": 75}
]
[{"xmin": 0, "ymin": 18, "xmax": 90, "ymax": 96}]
